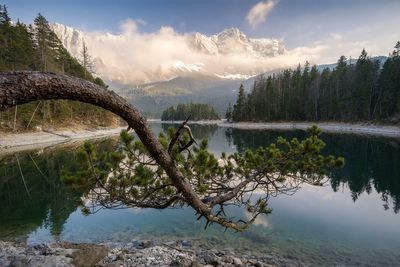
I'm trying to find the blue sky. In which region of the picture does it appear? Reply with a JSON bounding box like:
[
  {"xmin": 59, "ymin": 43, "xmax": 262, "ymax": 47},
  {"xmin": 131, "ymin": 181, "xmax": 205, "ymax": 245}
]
[
  {"xmin": 4, "ymin": 0, "xmax": 400, "ymax": 49},
  {"xmin": 4, "ymin": 0, "xmax": 399, "ymax": 84}
]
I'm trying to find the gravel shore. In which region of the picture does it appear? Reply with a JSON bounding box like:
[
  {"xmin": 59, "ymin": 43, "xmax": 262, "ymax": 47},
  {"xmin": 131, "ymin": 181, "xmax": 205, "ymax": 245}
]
[
  {"xmin": 154, "ymin": 119, "xmax": 400, "ymax": 138},
  {"xmin": 1, "ymin": 120, "xmax": 399, "ymax": 155},
  {"xmin": 0, "ymin": 240, "xmax": 291, "ymax": 267},
  {"xmin": 0, "ymin": 127, "xmax": 125, "ymax": 155}
]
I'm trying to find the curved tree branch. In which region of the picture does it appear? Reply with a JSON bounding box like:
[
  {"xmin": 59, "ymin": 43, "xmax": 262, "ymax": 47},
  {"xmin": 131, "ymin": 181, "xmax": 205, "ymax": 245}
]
[
  {"xmin": 0, "ymin": 71, "xmax": 211, "ymax": 216},
  {"xmin": 1, "ymin": 71, "xmax": 343, "ymax": 232}
]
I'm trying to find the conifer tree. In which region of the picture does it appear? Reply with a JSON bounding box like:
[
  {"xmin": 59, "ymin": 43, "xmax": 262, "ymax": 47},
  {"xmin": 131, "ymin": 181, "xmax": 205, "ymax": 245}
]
[
  {"xmin": 225, "ymin": 103, "xmax": 233, "ymax": 122},
  {"xmin": 0, "ymin": 4, "xmax": 11, "ymax": 25},
  {"xmin": 34, "ymin": 13, "xmax": 52, "ymax": 71},
  {"xmin": 232, "ymin": 84, "xmax": 246, "ymax": 121},
  {"xmin": 0, "ymin": 10, "xmax": 114, "ymax": 131},
  {"xmin": 228, "ymin": 45, "xmax": 399, "ymax": 123},
  {"xmin": 80, "ymin": 41, "xmax": 95, "ymax": 79},
  {"xmin": 161, "ymin": 103, "xmax": 219, "ymax": 121},
  {"xmin": 378, "ymin": 42, "xmax": 400, "ymax": 117}
]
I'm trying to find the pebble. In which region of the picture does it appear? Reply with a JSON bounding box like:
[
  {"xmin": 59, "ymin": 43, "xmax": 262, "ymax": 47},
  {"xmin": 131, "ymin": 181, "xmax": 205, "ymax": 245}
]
[
  {"xmin": 232, "ymin": 257, "xmax": 243, "ymax": 266},
  {"xmin": 181, "ymin": 240, "xmax": 192, "ymax": 247},
  {"xmin": 0, "ymin": 239, "xmax": 286, "ymax": 267}
]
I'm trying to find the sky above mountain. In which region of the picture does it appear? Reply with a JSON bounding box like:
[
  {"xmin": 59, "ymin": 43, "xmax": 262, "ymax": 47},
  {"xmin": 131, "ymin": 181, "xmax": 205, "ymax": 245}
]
[{"xmin": 4, "ymin": 0, "xmax": 400, "ymax": 84}]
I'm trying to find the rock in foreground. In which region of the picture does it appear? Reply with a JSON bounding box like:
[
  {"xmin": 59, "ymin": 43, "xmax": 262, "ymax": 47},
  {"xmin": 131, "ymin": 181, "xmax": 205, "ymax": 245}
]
[{"xmin": 0, "ymin": 240, "xmax": 286, "ymax": 267}]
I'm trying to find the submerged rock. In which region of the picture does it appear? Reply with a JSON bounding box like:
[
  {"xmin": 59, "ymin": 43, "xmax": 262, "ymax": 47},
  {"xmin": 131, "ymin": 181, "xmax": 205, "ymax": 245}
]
[
  {"xmin": 0, "ymin": 241, "xmax": 75, "ymax": 267},
  {"xmin": 0, "ymin": 240, "xmax": 284, "ymax": 267},
  {"xmin": 181, "ymin": 240, "xmax": 192, "ymax": 248}
]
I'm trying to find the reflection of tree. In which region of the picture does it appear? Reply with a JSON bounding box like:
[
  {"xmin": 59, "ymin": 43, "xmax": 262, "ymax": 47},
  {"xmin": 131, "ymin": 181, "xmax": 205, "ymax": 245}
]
[
  {"xmin": 226, "ymin": 128, "xmax": 400, "ymax": 214},
  {"xmin": 226, "ymin": 128, "xmax": 307, "ymax": 155},
  {"xmin": 327, "ymin": 136, "xmax": 400, "ymax": 214},
  {"xmin": 161, "ymin": 123, "xmax": 218, "ymax": 140},
  {"xmin": 0, "ymin": 139, "xmax": 117, "ymax": 240}
]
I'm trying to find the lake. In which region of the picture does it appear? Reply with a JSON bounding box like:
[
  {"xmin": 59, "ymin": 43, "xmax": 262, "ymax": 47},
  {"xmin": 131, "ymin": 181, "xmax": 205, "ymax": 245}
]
[{"xmin": 1, "ymin": 123, "xmax": 400, "ymax": 266}]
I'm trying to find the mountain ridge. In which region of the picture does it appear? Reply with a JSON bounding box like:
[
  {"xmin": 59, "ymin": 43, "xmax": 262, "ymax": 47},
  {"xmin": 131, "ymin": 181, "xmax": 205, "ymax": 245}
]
[{"xmin": 51, "ymin": 23, "xmax": 285, "ymax": 84}]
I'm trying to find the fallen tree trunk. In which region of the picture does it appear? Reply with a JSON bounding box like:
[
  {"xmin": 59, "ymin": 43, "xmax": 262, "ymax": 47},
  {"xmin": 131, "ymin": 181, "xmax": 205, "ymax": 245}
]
[{"xmin": 0, "ymin": 71, "xmax": 211, "ymax": 215}]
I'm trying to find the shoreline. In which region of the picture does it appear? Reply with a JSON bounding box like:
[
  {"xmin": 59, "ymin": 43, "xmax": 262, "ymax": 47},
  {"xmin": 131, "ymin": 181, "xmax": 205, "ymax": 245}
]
[
  {"xmin": 0, "ymin": 239, "xmax": 289, "ymax": 267},
  {"xmin": 0, "ymin": 127, "xmax": 125, "ymax": 155},
  {"xmin": 1, "ymin": 120, "xmax": 399, "ymax": 154},
  {"xmin": 153, "ymin": 119, "xmax": 400, "ymax": 138}
]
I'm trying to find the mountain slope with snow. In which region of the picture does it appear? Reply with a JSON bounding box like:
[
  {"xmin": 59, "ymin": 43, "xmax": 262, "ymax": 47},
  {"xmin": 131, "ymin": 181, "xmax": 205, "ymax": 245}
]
[
  {"xmin": 187, "ymin": 28, "xmax": 284, "ymax": 57},
  {"xmin": 51, "ymin": 23, "xmax": 285, "ymax": 84}
]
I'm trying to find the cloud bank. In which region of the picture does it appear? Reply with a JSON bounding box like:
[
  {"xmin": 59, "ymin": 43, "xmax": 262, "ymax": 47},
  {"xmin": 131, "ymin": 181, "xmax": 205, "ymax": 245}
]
[
  {"xmin": 246, "ymin": 0, "xmax": 278, "ymax": 28},
  {"xmin": 53, "ymin": 19, "xmax": 392, "ymax": 86}
]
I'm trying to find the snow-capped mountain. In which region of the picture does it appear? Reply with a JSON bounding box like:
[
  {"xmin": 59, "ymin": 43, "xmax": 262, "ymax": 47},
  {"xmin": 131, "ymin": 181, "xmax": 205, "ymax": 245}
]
[
  {"xmin": 188, "ymin": 28, "xmax": 285, "ymax": 57},
  {"xmin": 51, "ymin": 23, "xmax": 285, "ymax": 84},
  {"xmin": 51, "ymin": 23, "xmax": 86, "ymax": 59}
]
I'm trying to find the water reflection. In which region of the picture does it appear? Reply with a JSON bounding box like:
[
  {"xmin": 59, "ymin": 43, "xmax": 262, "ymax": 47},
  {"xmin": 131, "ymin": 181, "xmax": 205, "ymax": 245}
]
[
  {"xmin": 161, "ymin": 123, "xmax": 218, "ymax": 140},
  {"xmin": 0, "ymin": 139, "xmax": 117, "ymax": 240},
  {"xmin": 1, "ymin": 125, "xmax": 400, "ymax": 266},
  {"xmin": 225, "ymin": 128, "xmax": 400, "ymax": 214}
]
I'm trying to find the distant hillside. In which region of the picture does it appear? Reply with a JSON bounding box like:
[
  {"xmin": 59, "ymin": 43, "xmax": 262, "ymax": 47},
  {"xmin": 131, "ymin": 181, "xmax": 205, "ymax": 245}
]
[
  {"xmin": 116, "ymin": 74, "xmax": 243, "ymax": 117},
  {"xmin": 316, "ymin": 56, "xmax": 388, "ymax": 71},
  {"xmin": 117, "ymin": 57, "xmax": 388, "ymax": 118}
]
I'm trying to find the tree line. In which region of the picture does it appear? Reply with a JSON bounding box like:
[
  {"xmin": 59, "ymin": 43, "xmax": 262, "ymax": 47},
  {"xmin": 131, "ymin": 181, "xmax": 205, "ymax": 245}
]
[
  {"xmin": 0, "ymin": 5, "xmax": 114, "ymax": 131},
  {"xmin": 161, "ymin": 103, "xmax": 220, "ymax": 121},
  {"xmin": 227, "ymin": 44, "xmax": 400, "ymax": 123}
]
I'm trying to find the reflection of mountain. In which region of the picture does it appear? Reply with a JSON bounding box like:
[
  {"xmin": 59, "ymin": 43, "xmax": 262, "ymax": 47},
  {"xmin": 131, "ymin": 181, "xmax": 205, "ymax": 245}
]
[
  {"xmin": 225, "ymin": 128, "xmax": 400, "ymax": 213},
  {"xmin": 0, "ymin": 140, "xmax": 117, "ymax": 240}
]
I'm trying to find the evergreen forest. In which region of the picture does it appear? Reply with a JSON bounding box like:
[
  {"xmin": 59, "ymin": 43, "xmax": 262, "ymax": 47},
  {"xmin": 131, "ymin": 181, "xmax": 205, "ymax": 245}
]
[
  {"xmin": 161, "ymin": 103, "xmax": 220, "ymax": 121},
  {"xmin": 0, "ymin": 5, "xmax": 115, "ymax": 131},
  {"xmin": 228, "ymin": 44, "xmax": 400, "ymax": 123}
]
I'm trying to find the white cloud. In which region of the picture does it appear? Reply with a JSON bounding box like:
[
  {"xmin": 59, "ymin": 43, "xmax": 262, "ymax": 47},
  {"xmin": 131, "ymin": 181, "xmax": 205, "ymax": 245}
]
[
  {"xmin": 85, "ymin": 26, "xmax": 372, "ymax": 84},
  {"xmin": 120, "ymin": 19, "xmax": 139, "ymax": 34},
  {"xmin": 55, "ymin": 19, "xmax": 396, "ymax": 86},
  {"xmin": 329, "ymin": 32, "xmax": 343, "ymax": 41},
  {"xmin": 246, "ymin": 0, "xmax": 278, "ymax": 28}
]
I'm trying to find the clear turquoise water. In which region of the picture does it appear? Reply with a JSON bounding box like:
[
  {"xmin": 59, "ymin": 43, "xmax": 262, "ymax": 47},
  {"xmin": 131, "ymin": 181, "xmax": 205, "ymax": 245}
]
[{"xmin": 1, "ymin": 123, "xmax": 400, "ymax": 265}]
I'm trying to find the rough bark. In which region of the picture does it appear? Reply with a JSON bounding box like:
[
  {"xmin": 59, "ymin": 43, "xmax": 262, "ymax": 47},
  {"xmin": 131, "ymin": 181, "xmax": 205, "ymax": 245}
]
[{"xmin": 0, "ymin": 71, "xmax": 211, "ymax": 215}]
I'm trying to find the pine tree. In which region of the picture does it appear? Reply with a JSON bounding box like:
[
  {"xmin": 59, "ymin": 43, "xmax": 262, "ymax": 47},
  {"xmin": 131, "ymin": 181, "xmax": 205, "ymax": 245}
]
[
  {"xmin": 232, "ymin": 84, "xmax": 246, "ymax": 121},
  {"xmin": 353, "ymin": 49, "xmax": 376, "ymax": 120},
  {"xmin": 378, "ymin": 42, "xmax": 400, "ymax": 118},
  {"xmin": 161, "ymin": 103, "xmax": 219, "ymax": 121},
  {"xmin": 80, "ymin": 41, "xmax": 95, "ymax": 79},
  {"xmin": 228, "ymin": 44, "xmax": 398, "ymax": 123},
  {"xmin": 225, "ymin": 103, "xmax": 233, "ymax": 122},
  {"xmin": 0, "ymin": 5, "xmax": 11, "ymax": 25},
  {"xmin": 292, "ymin": 64, "xmax": 302, "ymax": 120},
  {"xmin": 0, "ymin": 9, "xmax": 115, "ymax": 131},
  {"xmin": 0, "ymin": 5, "xmax": 12, "ymax": 70},
  {"xmin": 306, "ymin": 65, "xmax": 320, "ymax": 120},
  {"xmin": 34, "ymin": 13, "xmax": 62, "ymax": 72},
  {"xmin": 395, "ymin": 41, "xmax": 400, "ymax": 54}
]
